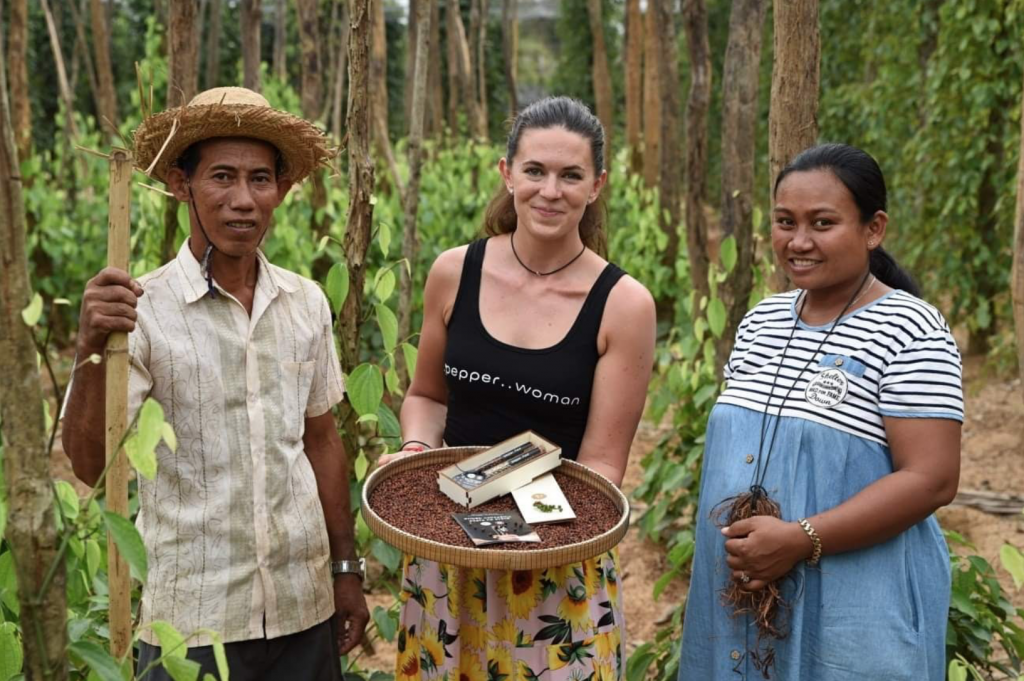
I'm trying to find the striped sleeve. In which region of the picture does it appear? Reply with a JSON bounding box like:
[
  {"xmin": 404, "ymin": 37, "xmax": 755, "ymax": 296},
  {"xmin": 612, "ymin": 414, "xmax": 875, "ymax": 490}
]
[
  {"xmin": 879, "ymin": 327, "xmax": 963, "ymax": 421},
  {"xmin": 723, "ymin": 316, "xmax": 747, "ymax": 381}
]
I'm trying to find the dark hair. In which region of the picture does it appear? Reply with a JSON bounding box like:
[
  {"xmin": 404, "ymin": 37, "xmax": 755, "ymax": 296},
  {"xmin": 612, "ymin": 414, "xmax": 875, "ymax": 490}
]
[
  {"xmin": 175, "ymin": 138, "xmax": 286, "ymax": 179},
  {"xmin": 483, "ymin": 97, "xmax": 608, "ymax": 256},
  {"xmin": 773, "ymin": 143, "xmax": 920, "ymax": 296}
]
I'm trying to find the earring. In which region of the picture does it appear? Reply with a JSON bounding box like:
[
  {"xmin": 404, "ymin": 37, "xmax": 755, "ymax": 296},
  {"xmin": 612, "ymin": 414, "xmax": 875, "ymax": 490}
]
[{"xmin": 508, "ymin": 187, "xmax": 514, "ymax": 196}]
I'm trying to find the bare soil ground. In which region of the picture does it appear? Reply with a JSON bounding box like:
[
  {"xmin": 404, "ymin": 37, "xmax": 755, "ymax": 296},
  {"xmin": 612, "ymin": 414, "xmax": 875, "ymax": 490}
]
[{"xmin": 48, "ymin": 358, "xmax": 1024, "ymax": 673}]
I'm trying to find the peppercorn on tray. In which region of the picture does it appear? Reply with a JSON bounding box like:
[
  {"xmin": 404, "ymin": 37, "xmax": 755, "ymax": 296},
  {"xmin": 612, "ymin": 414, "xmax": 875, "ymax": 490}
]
[{"xmin": 362, "ymin": 446, "xmax": 630, "ymax": 570}]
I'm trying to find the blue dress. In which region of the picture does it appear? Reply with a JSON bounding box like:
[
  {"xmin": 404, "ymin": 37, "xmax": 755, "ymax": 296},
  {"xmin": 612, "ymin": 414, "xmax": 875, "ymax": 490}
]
[{"xmin": 679, "ymin": 291, "xmax": 964, "ymax": 680}]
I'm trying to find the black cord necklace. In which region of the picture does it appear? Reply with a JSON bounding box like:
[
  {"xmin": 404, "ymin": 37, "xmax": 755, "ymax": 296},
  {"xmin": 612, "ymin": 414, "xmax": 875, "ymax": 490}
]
[
  {"xmin": 749, "ymin": 269, "xmax": 873, "ymax": 499},
  {"xmin": 510, "ymin": 230, "xmax": 587, "ymax": 276}
]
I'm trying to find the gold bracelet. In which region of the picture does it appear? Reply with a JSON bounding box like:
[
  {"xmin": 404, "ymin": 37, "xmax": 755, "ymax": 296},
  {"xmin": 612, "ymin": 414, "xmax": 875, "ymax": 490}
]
[{"xmin": 798, "ymin": 518, "xmax": 823, "ymax": 566}]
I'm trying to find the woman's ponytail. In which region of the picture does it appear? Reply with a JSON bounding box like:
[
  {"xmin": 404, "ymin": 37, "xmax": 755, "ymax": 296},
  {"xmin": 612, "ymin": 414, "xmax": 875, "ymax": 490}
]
[{"xmin": 869, "ymin": 246, "xmax": 919, "ymax": 296}]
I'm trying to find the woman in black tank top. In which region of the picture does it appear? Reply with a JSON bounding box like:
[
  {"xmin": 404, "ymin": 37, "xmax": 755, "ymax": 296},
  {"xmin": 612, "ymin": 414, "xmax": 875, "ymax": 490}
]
[{"xmin": 380, "ymin": 98, "xmax": 656, "ymax": 681}]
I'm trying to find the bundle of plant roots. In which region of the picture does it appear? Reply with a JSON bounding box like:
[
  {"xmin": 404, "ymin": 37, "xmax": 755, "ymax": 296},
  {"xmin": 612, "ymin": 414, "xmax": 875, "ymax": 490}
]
[{"xmin": 713, "ymin": 487, "xmax": 791, "ymax": 679}]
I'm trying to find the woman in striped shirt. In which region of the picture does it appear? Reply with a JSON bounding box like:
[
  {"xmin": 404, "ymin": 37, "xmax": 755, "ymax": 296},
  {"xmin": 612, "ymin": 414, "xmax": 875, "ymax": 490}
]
[{"xmin": 679, "ymin": 144, "xmax": 963, "ymax": 680}]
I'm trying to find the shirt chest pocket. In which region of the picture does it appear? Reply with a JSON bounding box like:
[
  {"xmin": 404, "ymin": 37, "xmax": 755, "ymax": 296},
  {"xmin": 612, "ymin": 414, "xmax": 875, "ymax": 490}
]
[
  {"xmin": 819, "ymin": 353, "xmax": 868, "ymax": 377},
  {"xmin": 279, "ymin": 360, "xmax": 316, "ymax": 441},
  {"xmin": 803, "ymin": 354, "xmax": 870, "ymax": 409}
]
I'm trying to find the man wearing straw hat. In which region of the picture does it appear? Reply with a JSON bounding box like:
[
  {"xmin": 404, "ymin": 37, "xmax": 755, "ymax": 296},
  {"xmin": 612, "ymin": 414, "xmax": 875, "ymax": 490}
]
[{"xmin": 62, "ymin": 87, "xmax": 368, "ymax": 680}]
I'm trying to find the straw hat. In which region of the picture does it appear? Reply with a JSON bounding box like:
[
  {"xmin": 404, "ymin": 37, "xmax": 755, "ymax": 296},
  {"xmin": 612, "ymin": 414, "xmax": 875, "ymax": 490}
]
[{"xmin": 133, "ymin": 87, "xmax": 334, "ymax": 184}]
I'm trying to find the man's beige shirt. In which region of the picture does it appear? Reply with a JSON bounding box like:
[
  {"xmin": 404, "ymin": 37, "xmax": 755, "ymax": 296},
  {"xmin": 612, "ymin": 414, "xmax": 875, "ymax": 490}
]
[{"xmin": 127, "ymin": 242, "xmax": 345, "ymax": 645}]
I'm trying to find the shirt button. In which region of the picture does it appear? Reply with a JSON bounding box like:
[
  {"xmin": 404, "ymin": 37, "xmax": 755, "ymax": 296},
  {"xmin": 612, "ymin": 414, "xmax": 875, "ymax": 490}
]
[
  {"xmin": 745, "ymin": 454, "xmax": 754, "ymax": 464},
  {"xmin": 835, "ymin": 358, "xmax": 844, "ymax": 366},
  {"xmin": 730, "ymin": 650, "xmax": 741, "ymax": 661}
]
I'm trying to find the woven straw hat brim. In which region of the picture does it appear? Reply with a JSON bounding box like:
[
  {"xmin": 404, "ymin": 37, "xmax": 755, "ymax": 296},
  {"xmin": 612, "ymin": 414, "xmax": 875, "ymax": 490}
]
[{"xmin": 133, "ymin": 103, "xmax": 334, "ymax": 184}]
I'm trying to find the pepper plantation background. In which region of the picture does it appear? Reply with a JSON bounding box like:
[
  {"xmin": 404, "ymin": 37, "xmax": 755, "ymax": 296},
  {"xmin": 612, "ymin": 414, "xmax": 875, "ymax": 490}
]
[{"xmin": 1, "ymin": 0, "xmax": 1024, "ymax": 680}]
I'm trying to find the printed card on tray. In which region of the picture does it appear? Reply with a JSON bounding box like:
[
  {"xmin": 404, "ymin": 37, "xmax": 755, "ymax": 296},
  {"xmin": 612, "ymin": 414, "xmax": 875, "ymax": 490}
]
[
  {"xmin": 512, "ymin": 473, "xmax": 576, "ymax": 524},
  {"xmin": 452, "ymin": 511, "xmax": 542, "ymax": 546}
]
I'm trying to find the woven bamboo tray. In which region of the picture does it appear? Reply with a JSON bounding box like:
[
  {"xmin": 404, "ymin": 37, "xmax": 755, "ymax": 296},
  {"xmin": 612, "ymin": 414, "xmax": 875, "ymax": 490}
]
[{"xmin": 361, "ymin": 446, "xmax": 630, "ymax": 570}]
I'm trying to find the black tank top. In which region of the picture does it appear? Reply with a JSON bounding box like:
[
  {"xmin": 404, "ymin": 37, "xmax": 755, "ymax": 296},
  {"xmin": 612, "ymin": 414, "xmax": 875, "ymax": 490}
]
[{"xmin": 442, "ymin": 238, "xmax": 626, "ymax": 460}]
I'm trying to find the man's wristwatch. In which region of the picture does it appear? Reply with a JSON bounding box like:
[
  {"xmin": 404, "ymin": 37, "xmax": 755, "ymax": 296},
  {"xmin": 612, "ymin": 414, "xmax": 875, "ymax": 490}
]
[{"xmin": 330, "ymin": 558, "xmax": 366, "ymax": 580}]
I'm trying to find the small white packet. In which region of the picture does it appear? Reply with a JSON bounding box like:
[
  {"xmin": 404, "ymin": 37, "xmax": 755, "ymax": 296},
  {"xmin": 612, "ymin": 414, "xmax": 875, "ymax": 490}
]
[{"xmin": 512, "ymin": 473, "xmax": 576, "ymax": 525}]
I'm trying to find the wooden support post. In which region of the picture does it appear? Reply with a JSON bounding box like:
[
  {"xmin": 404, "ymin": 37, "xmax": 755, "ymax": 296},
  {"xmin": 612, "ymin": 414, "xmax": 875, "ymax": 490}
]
[{"xmin": 105, "ymin": 148, "xmax": 133, "ymax": 661}]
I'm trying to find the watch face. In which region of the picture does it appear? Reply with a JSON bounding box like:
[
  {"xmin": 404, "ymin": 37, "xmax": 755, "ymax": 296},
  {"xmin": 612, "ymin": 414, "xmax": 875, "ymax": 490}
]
[{"xmin": 332, "ymin": 559, "xmax": 366, "ymax": 579}]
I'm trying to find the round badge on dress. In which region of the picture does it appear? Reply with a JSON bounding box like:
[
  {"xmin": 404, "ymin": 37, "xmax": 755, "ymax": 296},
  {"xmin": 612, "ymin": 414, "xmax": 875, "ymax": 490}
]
[{"xmin": 804, "ymin": 368, "xmax": 849, "ymax": 408}]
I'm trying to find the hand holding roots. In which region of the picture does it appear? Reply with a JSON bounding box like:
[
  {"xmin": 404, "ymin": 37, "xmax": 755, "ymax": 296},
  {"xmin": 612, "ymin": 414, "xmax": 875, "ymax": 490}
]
[{"xmin": 714, "ymin": 488, "xmax": 790, "ymax": 678}]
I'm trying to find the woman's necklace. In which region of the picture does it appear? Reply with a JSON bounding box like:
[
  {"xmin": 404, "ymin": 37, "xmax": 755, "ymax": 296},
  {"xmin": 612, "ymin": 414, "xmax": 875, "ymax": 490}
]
[
  {"xmin": 797, "ymin": 274, "xmax": 876, "ymax": 326},
  {"xmin": 751, "ymin": 269, "xmax": 874, "ymax": 499},
  {"xmin": 510, "ymin": 230, "xmax": 587, "ymax": 276}
]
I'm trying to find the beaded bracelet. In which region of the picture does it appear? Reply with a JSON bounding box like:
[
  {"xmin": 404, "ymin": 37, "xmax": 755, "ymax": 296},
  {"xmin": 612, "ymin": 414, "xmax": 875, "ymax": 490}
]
[
  {"xmin": 798, "ymin": 518, "xmax": 823, "ymax": 566},
  {"xmin": 400, "ymin": 440, "xmax": 432, "ymax": 452}
]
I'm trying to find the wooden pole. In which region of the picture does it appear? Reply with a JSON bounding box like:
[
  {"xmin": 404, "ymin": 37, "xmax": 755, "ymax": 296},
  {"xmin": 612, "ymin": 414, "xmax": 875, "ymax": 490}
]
[
  {"xmin": 105, "ymin": 148, "xmax": 133, "ymax": 661},
  {"xmin": 1014, "ymin": 69, "xmax": 1024, "ymax": 404}
]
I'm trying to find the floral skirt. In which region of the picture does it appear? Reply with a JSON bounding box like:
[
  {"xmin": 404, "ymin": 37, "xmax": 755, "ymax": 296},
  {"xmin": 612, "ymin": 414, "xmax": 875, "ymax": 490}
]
[{"xmin": 396, "ymin": 548, "xmax": 626, "ymax": 681}]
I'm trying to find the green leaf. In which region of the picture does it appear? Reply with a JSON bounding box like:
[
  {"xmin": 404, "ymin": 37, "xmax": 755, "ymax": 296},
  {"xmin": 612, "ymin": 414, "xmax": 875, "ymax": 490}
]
[
  {"xmin": 317, "ymin": 235, "xmax": 330, "ymax": 252},
  {"xmin": 0, "ymin": 551, "xmax": 20, "ymax": 615},
  {"xmin": 376, "ymin": 304, "xmax": 398, "ymax": 352},
  {"xmin": 126, "ymin": 399, "xmax": 166, "ymax": 480},
  {"xmin": 104, "ymin": 511, "xmax": 148, "ymax": 583},
  {"xmin": 86, "ymin": 539, "xmax": 101, "ymax": 581},
  {"xmin": 693, "ymin": 383, "xmax": 718, "ymax": 407},
  {"xmin": 372, "ymin": 604, "xmax": 398, "ymax": 642},
  {"xmin": 326, "ymin": 263, "xmax": 350, "ymax": 315},
  {"xmin": 379, "ymin": 223, "xmax": 391, "ymax": 258},
  {"xmin": 0, "ymin": 622, "xmax": 22, "ymax": 681},
  {"xmin": 356, "ymin": 512, "xmax": 371, "ymax": 546},
  {"xmin": 948, "ymin": 659, "xmax": 968, "ymax": 681},
  {"xmin": 354, "ymin": 450, "xmax": 369, "ymax": 482},
  {"xmin": 626, "ymin": 643, "xmax": 656, "ymax": 681},
  {"xmin": 125, "ymin": 433, "xmax": 157, "ymax": 481},
  {"xmin": 375, "ymin": 269, "xmax": 396, "ymax": 303},
  {"xmin": 21, "ymin": 292, "xmax": 43, "ymax": 327},
  {"xmin": 652, "ymin": 568, "xmax": 678, "ymax": 600},
  {"xmin": 1000, "ymin": 544, "xmax": 1024, "ymax": 590},
  {"xmin": 975, "ymin": 300, "xmax": 992, "ymax": 330},
  {"xmin": 347, "ymin": 364, "xmax": 383, "ymax": 417},
  {"xmin": 163, "ymin": 656, "xmax": 201, "ymax": 681},
  {"xmin": 162, "ymin": 423, "xmax": 178, "ymax": 453},
  {"xmin": 199, "ymin": 630, "xmax": 230, "ymax": 681},
  {"xmin": 707, "ymin": 299, "xmax": 726, "ymax": 339},
  {"xmin": 950, "ymin": 588, "xmax": 978, "ymax": 619},
  {"xmin": 385, "ymin": 364, "xmax": 399, "ymax": 394},
  {"xmin": 55, "ymin": 480, "xmax": 80, "ymax": 520},
  {"xmin": 401, "ymin": 343, "xmax": 418, "ymax": 379},
  {"xmin": 371, "ymin": 539, "xmax": 403, "ymax": 573},
  {"xmin": 752, "ymin": 206, "xmax": 763, "ymax": 230},
  {"xmin": 376, "ymin": 403, "xmax": 401, "ymax": 440},
  {"xmin": 69, "ymin": 640, "xmax": 123, "ymax": 681},
  {"xmin": 356, "ymin": 413, "xmax": 379, "ymax": 424},
  {"xmin": 0, "ymin": 499, "xmax": 6, "ymax": 547},
  {"xmin": 720, "ymin": 236, "xmax": 737, "ymax": 273},
  {"xmin": 150, "ymin": 621, "xmax": 187, "ymax": 658}
]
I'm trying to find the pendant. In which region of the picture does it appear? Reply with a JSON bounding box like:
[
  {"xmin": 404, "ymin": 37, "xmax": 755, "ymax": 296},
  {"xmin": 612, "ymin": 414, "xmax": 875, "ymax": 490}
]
[{"xmin": 804, "ymin": 368, "xmax": 849, "ymax": 408}]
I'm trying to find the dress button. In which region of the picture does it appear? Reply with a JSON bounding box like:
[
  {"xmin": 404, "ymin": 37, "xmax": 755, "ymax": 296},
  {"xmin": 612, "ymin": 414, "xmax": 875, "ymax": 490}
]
[
  {"xmin": 745, "ymin": 454, "xmax": 754, "ymax": 464},
  {"xmin": 835, "ymin": 357, "xmax": 844, "ymax": 366},
  {"xmin": 730, "ymin": 650, "xmax": 741, "ymax": 661}
]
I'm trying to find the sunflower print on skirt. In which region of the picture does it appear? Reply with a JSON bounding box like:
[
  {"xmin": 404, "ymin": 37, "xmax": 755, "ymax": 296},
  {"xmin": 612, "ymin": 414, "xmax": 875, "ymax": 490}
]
[{"xmin": 396, "ymin": 549, "xmax": 626, "ymax": 681}]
